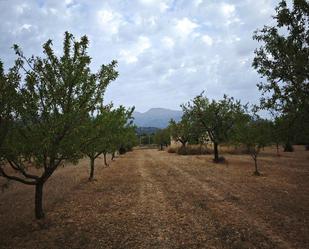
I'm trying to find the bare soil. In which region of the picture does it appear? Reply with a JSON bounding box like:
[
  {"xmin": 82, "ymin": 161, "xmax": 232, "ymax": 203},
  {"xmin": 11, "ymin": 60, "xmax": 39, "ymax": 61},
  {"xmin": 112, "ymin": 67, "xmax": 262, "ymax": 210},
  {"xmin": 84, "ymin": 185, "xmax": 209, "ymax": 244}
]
[{"xmin": 0, "ymin": 146, "xmax": 308, "ymax": 249}]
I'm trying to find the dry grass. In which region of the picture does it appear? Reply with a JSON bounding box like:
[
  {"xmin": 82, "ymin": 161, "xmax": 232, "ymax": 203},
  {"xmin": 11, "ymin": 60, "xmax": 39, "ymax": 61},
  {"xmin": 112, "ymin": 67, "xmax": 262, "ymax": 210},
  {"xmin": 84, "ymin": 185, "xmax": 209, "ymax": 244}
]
[{"xmin": 0, "ymin": 147, "xmax": 308, "ymax": 249}]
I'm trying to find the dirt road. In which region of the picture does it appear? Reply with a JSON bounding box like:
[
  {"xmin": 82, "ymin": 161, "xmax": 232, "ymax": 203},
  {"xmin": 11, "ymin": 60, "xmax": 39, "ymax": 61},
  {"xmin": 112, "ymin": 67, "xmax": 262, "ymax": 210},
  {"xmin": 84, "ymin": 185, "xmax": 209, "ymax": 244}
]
[{"xmin": 0, "ymin": 149, "xmax": 308, "ymax": 249}]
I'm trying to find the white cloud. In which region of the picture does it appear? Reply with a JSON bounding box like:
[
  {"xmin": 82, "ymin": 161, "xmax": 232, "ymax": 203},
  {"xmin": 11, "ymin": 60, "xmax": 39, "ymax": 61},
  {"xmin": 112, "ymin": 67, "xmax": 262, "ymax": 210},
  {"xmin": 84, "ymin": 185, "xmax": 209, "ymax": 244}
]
[
  {"xmin": 221, "ymin": 3, "xmax": 235, "ymax": 18},
  {"xmin": 201, "ymin": 35, "xmax": 213, "ymax": 46},
  {"xmin": 15, "ymin": 3, "xmax": 29, "ymax": 14},
  {"xmin": 137, "ymin": 36, "xmax": 151, "ymax": 51},
  {"xmin": 97, "ymin": 9, "xmax": 124, "ymax": 35},
  {"xmin": 65, "ymin": 0, "xmax": 73, "ymax": 5},
  {"xmin": 162, "ymin": 36, "xmax": 175, "ymax": 49},
  {"xmin": 174, "ymin": 17, "xmax": 199, "ymax": 38},
  {"xmin": 120, "ymin": 36, "xmax": 151, "ymax": 64},
  {"xmin": 119, "ymin": 50, "xmax": 138, "ymax": 64},
  {"xmin": 139, "ymin": 0, "xmax": 169, "ymax": 13},
  {"xmin": 194, "ymin": 0, "xmax": 203, "ymax": 7},
  {"xmin": 186, "ymin": 67, "xmax": 197, "ymax": 73}
]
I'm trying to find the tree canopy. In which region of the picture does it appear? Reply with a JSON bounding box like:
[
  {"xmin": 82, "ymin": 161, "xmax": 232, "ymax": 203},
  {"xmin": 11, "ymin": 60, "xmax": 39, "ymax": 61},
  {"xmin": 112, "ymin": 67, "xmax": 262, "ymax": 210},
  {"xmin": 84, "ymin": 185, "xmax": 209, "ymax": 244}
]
[
  {"xmin": 253, "ymin": 0, "xmax": 309, "ymax": 147},
  {"xmin": 0, "ymin": 32, "xmax": 118, "ymax": 219},
  {"xmin": 183, "ymin": 93, "xmax": 247, "ymax": 162}
]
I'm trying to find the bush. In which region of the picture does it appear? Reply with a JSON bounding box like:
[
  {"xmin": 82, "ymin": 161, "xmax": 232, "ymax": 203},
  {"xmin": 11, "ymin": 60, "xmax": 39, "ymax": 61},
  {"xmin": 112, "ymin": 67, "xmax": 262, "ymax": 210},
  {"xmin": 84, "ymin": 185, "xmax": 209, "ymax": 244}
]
[
  {"xmin": 167, "ymin": 146, "xmax": 177, "ymax": 153},
  {"xmin": 283, "ymin": 143, "xmax": 294, "ymax": 152},
  {"xmin": 119, "ymin": 147, "xmax": 126, "ymax": 154},
  {"xmin": 167, "ymin": 145, "xmax": 211, "ymax": 155}
]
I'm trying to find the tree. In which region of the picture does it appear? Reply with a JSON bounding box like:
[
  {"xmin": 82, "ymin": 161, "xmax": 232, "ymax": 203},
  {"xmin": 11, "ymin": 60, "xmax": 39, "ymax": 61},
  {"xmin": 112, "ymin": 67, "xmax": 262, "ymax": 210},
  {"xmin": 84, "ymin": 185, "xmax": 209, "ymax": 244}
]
[
  {"xmin": 253, "ymin": 0, "xmax": 309, "ymax": 149},
  {"xmin": 154, "ymin": 128, "xmax": 170, "ymax": 150},
  {"xmin": 234, "ymin": 115, "xmax": 272, "ymax": 175},
  {"xmin": 169, "ymin": 116, "xmax": 191, "ymax": 147},
  {"xmin": 183, "ymin": 93, "xmax": 247, "ymax": 163},
  {"xmin": 271, "ymin": 116, "xmax": 285, "ymax": 155},
  {"xmin": 81, "ymin": 105, "xmax": 134, "ymax": 180},
  {"xmin": 0, "ymin": 61, "xmax": 19, "ymax": 165},
  {"xmin": 0, "ymin": 32, "xmax": 118, "ymax": 219},
  {"xmin": 118, "ymin": 126, "xmax": 138, "ymax": 154}
]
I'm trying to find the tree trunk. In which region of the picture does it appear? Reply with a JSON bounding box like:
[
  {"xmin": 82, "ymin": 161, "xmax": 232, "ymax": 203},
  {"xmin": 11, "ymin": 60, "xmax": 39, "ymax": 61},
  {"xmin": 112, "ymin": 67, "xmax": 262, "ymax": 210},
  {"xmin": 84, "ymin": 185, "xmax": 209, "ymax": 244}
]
[
  {"xmin": 111, "ymin": 152, "xmax": 115, "ymax": 160},
  {"xmin": 89, "ymin": 157, "xmax": 95, "ymax": 181},
  {"xmin": 35, "ymin": 182, "xmax": 44, "ymax": 219},
  {"xmin": 276, "ymin": 143, "xmax": 279, "ymax": 156},
  {"xmin": 103, "ymin": 152, "xmax": 108, "ymax": 166},
  {"xmin": 213, "ymin": 142, "xmax": 219, "ymax": 162},
  {"xmin": 253, "ymin": 156, "xmax": 260, "ymax": 176},
  {"xmin": 160, "ymin": 144, "xmax": 163, "ymax": 150}
]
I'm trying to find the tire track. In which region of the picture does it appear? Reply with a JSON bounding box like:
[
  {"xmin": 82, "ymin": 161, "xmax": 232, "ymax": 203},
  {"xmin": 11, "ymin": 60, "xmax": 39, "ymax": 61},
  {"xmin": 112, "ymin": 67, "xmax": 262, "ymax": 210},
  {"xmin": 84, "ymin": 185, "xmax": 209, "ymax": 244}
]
[{"xmin": 152, "ymin": 150, "xmax": 295, "ymax": 249}]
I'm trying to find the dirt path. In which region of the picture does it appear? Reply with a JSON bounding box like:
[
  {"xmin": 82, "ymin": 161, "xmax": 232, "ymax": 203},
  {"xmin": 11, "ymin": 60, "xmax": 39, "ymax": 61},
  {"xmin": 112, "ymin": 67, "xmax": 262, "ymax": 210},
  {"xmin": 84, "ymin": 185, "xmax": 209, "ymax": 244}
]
[{"xmin": 0, "ymin": 149, "xmax": 308, "ymax": 249}]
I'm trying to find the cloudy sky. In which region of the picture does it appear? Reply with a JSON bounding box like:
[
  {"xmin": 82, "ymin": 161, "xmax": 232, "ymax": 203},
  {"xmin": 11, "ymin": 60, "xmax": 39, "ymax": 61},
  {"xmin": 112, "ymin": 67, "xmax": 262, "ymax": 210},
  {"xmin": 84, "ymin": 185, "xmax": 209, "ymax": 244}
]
[{"xmin": 0, "ymin": 0, "xmax": 282, "ymax": 112}]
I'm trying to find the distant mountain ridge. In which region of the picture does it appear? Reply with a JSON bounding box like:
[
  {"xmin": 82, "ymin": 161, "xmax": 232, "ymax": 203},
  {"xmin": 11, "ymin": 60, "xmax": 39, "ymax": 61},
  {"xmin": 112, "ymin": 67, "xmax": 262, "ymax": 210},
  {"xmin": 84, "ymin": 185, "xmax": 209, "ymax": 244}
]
[{"xmin": 133, "ymin": 108, "xmax": 182, "ymax": 128}]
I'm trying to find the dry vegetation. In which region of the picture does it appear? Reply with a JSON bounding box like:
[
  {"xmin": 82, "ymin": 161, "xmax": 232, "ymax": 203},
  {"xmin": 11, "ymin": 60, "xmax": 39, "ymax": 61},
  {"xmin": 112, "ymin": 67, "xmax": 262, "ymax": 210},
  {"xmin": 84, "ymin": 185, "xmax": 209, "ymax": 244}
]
[{"xmin": 0, "ymin": 146, "xmax": 308, "ymax": 249}]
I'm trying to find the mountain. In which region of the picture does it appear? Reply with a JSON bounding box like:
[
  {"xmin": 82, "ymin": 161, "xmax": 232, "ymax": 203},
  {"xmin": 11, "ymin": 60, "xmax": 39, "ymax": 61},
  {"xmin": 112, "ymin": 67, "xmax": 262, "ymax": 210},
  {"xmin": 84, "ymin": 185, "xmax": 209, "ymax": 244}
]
[{"xmin": 133, "ymin": 108, "xmax": 182, "ymax": 128}]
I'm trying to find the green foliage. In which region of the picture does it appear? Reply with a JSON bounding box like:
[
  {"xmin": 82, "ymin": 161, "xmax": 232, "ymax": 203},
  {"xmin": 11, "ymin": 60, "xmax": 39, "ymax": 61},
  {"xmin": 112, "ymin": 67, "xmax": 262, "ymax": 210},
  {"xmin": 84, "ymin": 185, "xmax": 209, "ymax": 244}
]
[
  {"xmin": 82, "ymin": 105, "xmax": 134, "ymax": 159},
  {"xmin": 0, "ymin": 61, "xmax": 19, "ymax": 163},
  {"xmin": 0, "ymin": 32, "xmax": 118, "ymax": 218},
  {"xmin": 233, "ymin": 113, "xmax": 272, "ymax": 175},
  {"xmin": 119, "ymin": 126, "xmax": 138, "ymax": 153},
  {"xmin": 168, "ymin": 115, "xmax": 192, "ymax": 147},
  {"xmin": 154, "ymin": 128, "xmax": 170, "ymax": 149},
  {"xmin": 81, "ymin": 104, "xmax": 135, "ymax": 179},
  {"xmin": 183, "ymin": 92, "xmax": 247, "ymax": 162},
  {"xmin": 184, "ymin": 93, "xmax": 247, "ymax": 144},
  {"xmin": 253, "ymin": 0, "xmax": 309, "ymax": 145}
]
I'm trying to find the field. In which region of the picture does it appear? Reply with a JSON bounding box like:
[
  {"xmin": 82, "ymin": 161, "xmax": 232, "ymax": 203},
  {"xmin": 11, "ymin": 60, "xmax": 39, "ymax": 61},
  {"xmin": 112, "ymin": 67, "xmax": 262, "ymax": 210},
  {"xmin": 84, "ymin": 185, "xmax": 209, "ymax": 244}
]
[{"xmin": 0, "ymin": 146, "xmax": 308, "ymax": 249}]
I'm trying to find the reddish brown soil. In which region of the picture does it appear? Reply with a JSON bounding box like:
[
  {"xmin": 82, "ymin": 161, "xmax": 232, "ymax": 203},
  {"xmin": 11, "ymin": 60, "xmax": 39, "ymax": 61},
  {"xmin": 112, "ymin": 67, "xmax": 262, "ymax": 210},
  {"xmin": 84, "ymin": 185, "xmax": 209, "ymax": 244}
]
[{"xmin": 0, "ymin": 147, "xmax": 308, "ymax": 249}]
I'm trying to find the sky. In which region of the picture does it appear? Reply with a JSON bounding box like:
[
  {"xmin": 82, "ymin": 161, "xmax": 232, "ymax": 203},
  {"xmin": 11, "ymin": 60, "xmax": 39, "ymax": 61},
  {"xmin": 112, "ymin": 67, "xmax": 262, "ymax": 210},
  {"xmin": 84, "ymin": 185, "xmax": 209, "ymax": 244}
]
[{"xmin": 0, "ymin": 0, "xmax": 283, "ymax": 112}]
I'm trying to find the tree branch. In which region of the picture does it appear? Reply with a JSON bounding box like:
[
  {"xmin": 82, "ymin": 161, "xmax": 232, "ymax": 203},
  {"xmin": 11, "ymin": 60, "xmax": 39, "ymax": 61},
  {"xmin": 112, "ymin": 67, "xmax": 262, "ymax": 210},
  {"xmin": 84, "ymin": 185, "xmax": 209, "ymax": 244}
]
[
  {"xmin": 8, "ymin": 160, "xmax": 40, "ymax": 180},
  {"xmin": 0, "ymin": 166, "xmax": 36, "ymax": 185}
]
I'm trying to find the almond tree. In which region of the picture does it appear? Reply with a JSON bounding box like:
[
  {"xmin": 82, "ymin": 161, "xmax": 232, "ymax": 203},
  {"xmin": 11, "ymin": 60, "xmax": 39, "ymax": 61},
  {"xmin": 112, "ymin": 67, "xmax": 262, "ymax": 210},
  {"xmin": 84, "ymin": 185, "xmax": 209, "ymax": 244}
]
[
  {"xmin": 234, "ymin": 115, "xmax": 272, "ymax": 175},
  {"xmin": 253, "ymin": 0, "xmax": 309, "ymax": 150},
  {"xmin": 0, "ymin": 32, "xmax": 118, "ymax": 219},
  {"xmin": 154, "ymin": 128, "xmax": 171, "ymax": 150},
  {"xmin": 183, "ymin": 93, "xmax": 246, "ymax": 163},
  {"xmin": 169, "ymin": 116, "xmax": 191, "ymax": 147},
  {"xmin": 81, "ymin": 106, "xmax": 134, "ymax": 180}
]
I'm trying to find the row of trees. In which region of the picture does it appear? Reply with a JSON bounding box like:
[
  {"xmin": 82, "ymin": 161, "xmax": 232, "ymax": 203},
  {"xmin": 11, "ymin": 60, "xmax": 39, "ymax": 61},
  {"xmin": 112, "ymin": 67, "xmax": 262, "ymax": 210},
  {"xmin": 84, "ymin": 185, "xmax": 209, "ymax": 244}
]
[
  {"xmin": 165, "ymin": 0, "xmax": 309, "ymax": 175},
  {"xmin": 0, "ymin": 32, "xmax": 137, "ymax": 219}
]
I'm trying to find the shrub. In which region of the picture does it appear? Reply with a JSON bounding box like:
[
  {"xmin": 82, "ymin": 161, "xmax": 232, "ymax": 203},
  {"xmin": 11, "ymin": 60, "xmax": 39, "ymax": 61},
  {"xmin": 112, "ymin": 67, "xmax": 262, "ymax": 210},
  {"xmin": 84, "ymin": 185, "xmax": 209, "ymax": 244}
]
[
  {"xmin": 167, "ymin": 145, "xmax": 212, "ymax": 155},
  {"xmin": 167, "ymin": 146, "xmax": 177, "ymax": 153},
  {"xmin": 119, "ymin": 147, "xmax": 127, "ymax": 154},
  {"xmin": 283, "ymin": 143, "xmax": 294, "ymax": 152}
]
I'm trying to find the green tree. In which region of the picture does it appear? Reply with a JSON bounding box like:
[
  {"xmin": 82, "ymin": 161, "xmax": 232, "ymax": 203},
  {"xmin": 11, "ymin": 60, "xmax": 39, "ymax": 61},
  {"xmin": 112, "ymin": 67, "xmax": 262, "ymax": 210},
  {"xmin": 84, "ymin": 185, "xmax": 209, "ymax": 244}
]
[
  {"xmin": 81, "ymin": 105, "xmax": 134, "ymax": 180},
  {"xmin": 183, "ymin": 93, "xmax": 246, "ymax": 163},
  {"xmin": 0, "ymin": 61, "xmax": 19, "ymax": 165},
  {"xmin": 169, "ymin": 116, "xmax": 191, "ymax": 147},
  {"xmin": 118, "ymin": 126, "xmax": 138, "ymax": 154},
  {"xmin": 0, "ymin": 32, "xmax": 117, "ymax": 219},
  {"xmin": 253, "ymin": 0, "xmax": 309, "ymax": 150},
  {"xmin": 154, "ymin": 128, "xmax": 171, "ymax": 150},
  {"xmin": 234, "ymin": 115, "xmax": 272, "ymax": 175}
]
